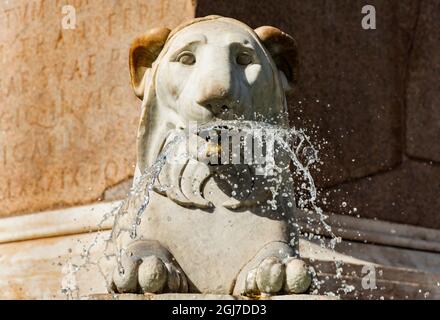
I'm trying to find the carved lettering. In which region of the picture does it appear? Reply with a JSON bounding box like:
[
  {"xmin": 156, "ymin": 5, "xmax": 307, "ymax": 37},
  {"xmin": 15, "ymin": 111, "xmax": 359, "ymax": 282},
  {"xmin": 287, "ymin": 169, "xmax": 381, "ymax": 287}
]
[
  {"xmin": 70, "ymin": 59, "xmax": 83, "ymax": 80},
  {"xmin": 1, "ymin": 144, "xmax": 7, "ymax": 167},
  {"xmin": 104, "ymin": 160, "xmax": 119, "ymax": 184},
  {"xmin": 108, "ymin": 12, "xmax": 117, "ymax": 37},
  {"xmin": 3, "ymin": 0, "xmax": 45, "ymax": 29},
  {"xmin": 87, "ymin": 54, "xmax": 96, "ymax": 77},
  {"xmin": 4, "ymin": 8, "xmax": 15, "ymax": 29},
  {"xmin": 0, "ymin": 0, "xmax": 193, "ymax": 215},
  {"xmin": 123, "ymin": 7, "xmax": 133, "ymax": 31}
]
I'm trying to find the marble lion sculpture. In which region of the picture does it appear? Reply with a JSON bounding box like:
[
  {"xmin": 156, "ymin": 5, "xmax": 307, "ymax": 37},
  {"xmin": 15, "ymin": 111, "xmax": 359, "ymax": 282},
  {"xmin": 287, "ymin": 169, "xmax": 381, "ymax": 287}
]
[{"xmin": 109, "ymin": 15, "xmax": 312, "ymax": 296}]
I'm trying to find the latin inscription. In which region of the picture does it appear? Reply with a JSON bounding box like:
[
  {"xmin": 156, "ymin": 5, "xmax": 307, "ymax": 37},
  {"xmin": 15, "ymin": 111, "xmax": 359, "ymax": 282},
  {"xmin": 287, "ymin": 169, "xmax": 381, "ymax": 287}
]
[{"xmin": 0, "ymin": 0, "xmax": 194, "ymax": 215}]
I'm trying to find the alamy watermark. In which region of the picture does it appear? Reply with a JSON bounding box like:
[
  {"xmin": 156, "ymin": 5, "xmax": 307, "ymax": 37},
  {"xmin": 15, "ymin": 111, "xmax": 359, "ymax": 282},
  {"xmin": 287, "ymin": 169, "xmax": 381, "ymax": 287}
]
[
  {"xmin": 361, "ymin": 265, "xmax": 377, "ymax": 290},
  {"xmin": 165, "ymin": 121, "xmax": 299, "ymax": 176},
  {"xmin": 61, "ymin": 5, "xmax": 77, "ymax": 30},
  {"xmin": 362, "ymin": 5, "xmax": 377, "ymax": 30}
]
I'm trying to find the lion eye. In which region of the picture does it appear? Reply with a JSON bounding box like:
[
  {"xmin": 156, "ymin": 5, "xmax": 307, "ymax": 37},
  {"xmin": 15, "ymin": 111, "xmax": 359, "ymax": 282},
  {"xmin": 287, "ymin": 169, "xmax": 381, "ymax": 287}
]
[
  {"xmin": 236, "ymin": 53, "xmax": 253, "ymax": 66},
  {"xmin": 177, "ymin": 52, "xmax": 196, "ymax": 65}
]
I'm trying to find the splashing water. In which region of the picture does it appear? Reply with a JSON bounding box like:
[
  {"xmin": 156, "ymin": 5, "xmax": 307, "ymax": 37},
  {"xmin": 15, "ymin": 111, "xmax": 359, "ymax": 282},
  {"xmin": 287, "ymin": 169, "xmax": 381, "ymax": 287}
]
[{"xmin": 61, "ymin": 119, "xmax": 346, "ymax": 298}]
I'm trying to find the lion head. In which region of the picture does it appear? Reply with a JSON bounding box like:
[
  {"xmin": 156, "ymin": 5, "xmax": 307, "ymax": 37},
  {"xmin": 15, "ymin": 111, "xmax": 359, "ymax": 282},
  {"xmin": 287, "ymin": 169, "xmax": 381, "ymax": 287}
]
[{"xmin": 129, "ymin": 16, "xmax": 298, "ymax": 209}]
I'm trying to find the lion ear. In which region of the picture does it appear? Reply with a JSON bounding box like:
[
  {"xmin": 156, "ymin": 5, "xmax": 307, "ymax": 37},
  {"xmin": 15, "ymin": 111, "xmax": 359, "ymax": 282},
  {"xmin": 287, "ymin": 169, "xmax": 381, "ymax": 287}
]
[
  {"xmin": 254, "ymin": 26, "xmax": 298, "ymax": 92},
  {"xmin": 129, "ymin": 27, "xmax": 171, "ymax": 99}
]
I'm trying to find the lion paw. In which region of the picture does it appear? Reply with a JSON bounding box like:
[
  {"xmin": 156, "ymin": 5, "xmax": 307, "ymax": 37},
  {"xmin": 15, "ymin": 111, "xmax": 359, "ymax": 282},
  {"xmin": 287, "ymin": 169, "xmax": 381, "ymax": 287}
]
[
  {"xmin": 244, "ymin": 257, "xmax": 311, "ymax": 296},
  {"xmin": 110, "ymin": 253, "xmax": 188, "ymax": 294}
]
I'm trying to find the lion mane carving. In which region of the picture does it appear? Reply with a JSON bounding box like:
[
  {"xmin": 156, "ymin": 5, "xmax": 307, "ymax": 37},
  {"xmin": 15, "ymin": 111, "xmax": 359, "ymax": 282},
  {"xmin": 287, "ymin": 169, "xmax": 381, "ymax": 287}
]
[{"xmin": 109, "ymin": 15, "xmax": 311, "ymax": 296}]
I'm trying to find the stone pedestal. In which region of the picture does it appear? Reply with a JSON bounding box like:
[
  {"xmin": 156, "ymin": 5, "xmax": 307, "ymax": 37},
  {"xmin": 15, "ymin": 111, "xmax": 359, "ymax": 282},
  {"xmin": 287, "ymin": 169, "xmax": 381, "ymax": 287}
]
[{"xmin": 86, "ymin": 293, "xmax": 337, "ymax": 300}]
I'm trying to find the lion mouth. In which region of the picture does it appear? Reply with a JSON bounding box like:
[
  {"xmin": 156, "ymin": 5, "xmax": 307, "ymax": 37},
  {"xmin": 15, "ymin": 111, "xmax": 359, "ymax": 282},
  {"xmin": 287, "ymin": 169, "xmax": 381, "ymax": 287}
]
[
  {"xmin": 197, "ymin": 132, "xmax": 224, "ymax": 167},
  {"xmin": 197, "ymin": 121, "xmax": 253, "ymax": 166}
]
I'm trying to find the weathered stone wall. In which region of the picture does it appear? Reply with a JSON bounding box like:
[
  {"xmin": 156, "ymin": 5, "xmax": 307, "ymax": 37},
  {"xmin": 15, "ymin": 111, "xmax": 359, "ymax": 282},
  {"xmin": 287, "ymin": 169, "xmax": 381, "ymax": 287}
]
[
  {"xmin": 0, "ymin": 0, "xmax": 195, "ymax": 217},
  {"xmin": 196, "ymin": 0, "xmax": 440, "ymax": 229}
]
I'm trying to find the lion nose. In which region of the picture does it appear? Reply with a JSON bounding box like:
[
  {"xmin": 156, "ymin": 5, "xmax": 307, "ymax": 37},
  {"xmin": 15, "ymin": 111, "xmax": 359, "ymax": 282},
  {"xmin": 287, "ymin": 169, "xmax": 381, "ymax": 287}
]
[
  {"xmin": 197, "ymin": 92, "xmax": 236, "ymax": 115},
  {"xmin": 198, "ymin": 96, "xmax": 232, "ymax": 116},
  {"xmin": 196, "ymin": 76, "xmax": 238, "ymax": 116}
]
